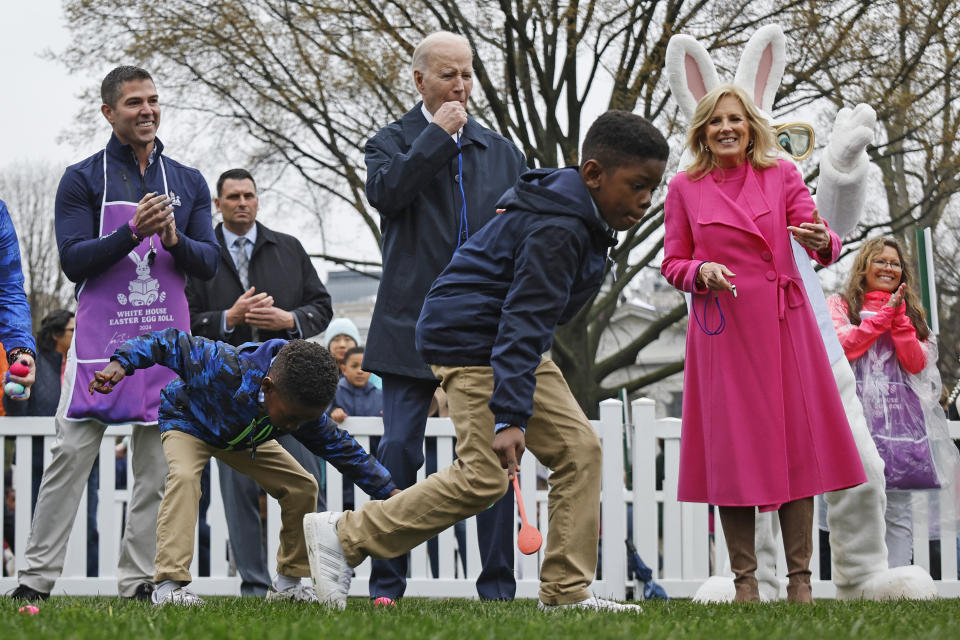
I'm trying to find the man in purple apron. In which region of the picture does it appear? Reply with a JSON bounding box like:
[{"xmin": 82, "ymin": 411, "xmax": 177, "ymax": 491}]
[{"xmin": 11, "ymin": 66, "xmax": 219, "ymax": 602}]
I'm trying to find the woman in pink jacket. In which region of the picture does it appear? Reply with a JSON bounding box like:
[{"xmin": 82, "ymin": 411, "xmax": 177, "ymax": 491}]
[
  {"xmin": 661, "ymin": 84, "xmax": 866, "ymax": 603},
  {"xmin": 828, "ymin": 238, "xmax": 936, "ymax": 568}
]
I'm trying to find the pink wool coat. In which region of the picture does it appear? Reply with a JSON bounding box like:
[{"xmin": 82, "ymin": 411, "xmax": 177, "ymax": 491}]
[{"xmin": 661, "ymin": 160, "xmax": 866, "ymax": 509}]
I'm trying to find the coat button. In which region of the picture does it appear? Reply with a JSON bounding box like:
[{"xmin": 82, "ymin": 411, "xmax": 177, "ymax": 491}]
[
  {"xmin": 454, "ymin": 174, "xmax": 460, "ymax": 183},
  {"xmin": 765, "ymin": 270, "xmax": 776, "ymax": 281},
  {"xmin": 761, "ymin": 251, "xmax": 773, "ymax": 262}
]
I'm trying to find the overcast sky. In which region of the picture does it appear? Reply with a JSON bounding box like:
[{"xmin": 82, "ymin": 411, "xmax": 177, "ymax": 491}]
[{"xmin": 0, "ymin": 2, "xmax": 98, "ymax": 166}]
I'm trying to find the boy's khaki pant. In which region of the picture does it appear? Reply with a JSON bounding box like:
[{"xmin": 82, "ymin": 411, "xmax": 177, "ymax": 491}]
[
  {"xmin": 337, "ymin": 358, "xmax": 602, "ymax": 605},
  {"xmin": 155, "ymin": 430, "xmax": 318, "ymax": 584}
]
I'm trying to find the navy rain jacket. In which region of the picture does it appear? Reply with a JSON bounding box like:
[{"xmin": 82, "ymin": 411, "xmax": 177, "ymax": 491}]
[
  {"xmin": 333, "ymin": 377, "xmax": 383, "ymax": 418},
  {"xmin": 415, "ymin": 167, "xmax": 616, "ymax": 428},
  {"xmin": 363, "ymin": 104, "xmax": 526, "ymax": 379},
  {"xmin": 111, "ymin": 328, "xmax": 396, "ymax": 499}
]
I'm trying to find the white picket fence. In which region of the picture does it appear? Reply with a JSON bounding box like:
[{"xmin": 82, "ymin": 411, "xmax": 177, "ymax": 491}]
[
  {"xmin": 2, "ymin": 398, "xmax": 959, "ymax": 598},
  {"xmin": 629, "ymin": 398, "xmax": 960, "ymax": 598},
  {"xmin": 0, "ymin": 401, "xmax": 628, "ymax": 599}
]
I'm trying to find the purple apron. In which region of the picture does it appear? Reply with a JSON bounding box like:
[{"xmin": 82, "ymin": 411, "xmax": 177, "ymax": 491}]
[
  {"xmin": 852, "ymin": 313, "xmax": 940, "ymax": 490},
  {"xmin": 65, "ymin": 154, "xmax": 191, "ymax": 424}
]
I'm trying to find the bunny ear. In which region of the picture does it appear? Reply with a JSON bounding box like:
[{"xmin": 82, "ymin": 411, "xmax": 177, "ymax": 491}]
[
  {"xmin": 666, "ymin": 34, "xmax": 719, "ymax": 121},
  {"xmin": 734, "ymin": 24, "xmax": 786, "ymax": 113}
]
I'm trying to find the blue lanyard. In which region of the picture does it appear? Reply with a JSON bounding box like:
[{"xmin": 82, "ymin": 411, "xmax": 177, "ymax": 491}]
[
  {"xmin": 456, "ymin": 133, "xmax": 468, "ymax": 248},
  {"xmin": 692, "ymin": 290, "xmax": 726, "ymax": 335},
  {"xmin": 691, "ymin": 262, "xmax": 726, "ymax": 335}
]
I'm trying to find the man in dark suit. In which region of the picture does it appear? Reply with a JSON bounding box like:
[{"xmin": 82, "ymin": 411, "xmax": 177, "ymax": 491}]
[
  {"xmin": 363, "ymin": 31, "xmax": 526, "ymax": 601},
  {"xmin": 186, "ymin": 168, "xmax": 332, "ymax": 597}
]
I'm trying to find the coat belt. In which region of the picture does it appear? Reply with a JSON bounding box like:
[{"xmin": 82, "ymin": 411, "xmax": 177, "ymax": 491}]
[{"xmin": 777, "ymin": 275, "xmax": 805, "ymax": 320}]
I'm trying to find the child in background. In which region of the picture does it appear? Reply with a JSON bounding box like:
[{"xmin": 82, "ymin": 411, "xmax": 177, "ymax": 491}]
[
  {"xmin": 324, "ymin": 318, "xmax": 360, "ymax": 368},
  {"xmin": 333, "ymin": 347, "xmax": 383, "ymax": 421},
  {"xmin": 330, "ymin": 346, "xmax": 384, "ymax": 510},
  {"xmin": 89, "ymin": 328, "xmax": 398, "ymax": 606},
  {"xmin": 324, "ymin": 318, "xmax": 382, "ymax": 422}
]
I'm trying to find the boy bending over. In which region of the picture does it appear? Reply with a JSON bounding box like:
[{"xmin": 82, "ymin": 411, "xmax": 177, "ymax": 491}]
[
  {"xmin": 90, "ymin": 329, "xmax": 398, "ymax": 606},
  {"xmin": 304, "ymin": 111, "xmax": 668, "ymax": 611}
]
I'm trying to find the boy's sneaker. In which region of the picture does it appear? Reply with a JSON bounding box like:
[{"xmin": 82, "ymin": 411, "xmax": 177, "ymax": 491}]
[
  {"xmin": 151, "ymin": 586, "xmax": 205, "ymax": 607},
  {"xmin": 9, "ymin": 585, "xmax": 50, "ymax": 601},
  {"xmin": 265, "ymin": 583, "xmax": 319, "ymax": 603},
  {"xmin": 303, "ymin": 511, "xmax": 351, "ymax": 610},
  {"xmin": 538, "ymin": 595, "xmax": 642, "ymax": 613}
]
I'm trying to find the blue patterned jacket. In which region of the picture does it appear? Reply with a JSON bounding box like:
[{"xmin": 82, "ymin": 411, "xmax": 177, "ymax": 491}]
[
  {"xmin": 0, "ymin": 199, "xmax": 37, "ymax": 355},
  {"xmin": 112, "ymin": 328, "xmax": 396, "ymax": 499}
]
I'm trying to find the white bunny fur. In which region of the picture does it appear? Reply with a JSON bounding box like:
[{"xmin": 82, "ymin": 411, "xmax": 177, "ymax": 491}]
[{"xmin": 664, "ymin": 25, "xmax": 937, "ymax": 602}]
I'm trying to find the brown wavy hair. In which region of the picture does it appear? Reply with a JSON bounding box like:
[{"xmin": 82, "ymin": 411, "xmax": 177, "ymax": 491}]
[
  {"xmin": 685, "ymin": 84, "xmax": 778, "ymax": 181},
  {"xmin": 839, "ymin": 237, "xmax": 930, "ymax": 341}
]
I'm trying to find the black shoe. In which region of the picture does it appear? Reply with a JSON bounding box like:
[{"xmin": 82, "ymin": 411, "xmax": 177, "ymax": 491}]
[
  {"xmin": 9, "ymin": 585, "xmax": 50, "ymax": 601},
  {"xmin": 127, "ymin": 583, "xmax": 155, "ymax": 601}
]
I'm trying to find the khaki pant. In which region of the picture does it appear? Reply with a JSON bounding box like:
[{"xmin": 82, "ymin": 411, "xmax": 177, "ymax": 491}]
[
  {"xmin": 337, "ymin": 358, "xmax": 602, "ymax": 605},
  {"xmin": 155, "ymin": 431, "xmax": 318, "ymax": 583}
]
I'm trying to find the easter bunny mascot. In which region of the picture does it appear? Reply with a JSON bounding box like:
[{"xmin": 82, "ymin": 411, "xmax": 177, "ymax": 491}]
[{"xmin": 665, "ymin": 24, "xmax": 937, "ymax": 602}]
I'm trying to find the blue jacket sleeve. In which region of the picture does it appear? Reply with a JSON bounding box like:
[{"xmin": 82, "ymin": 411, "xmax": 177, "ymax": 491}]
[
  {"xmin": 364, "ymin": 124, "xmax": 460, "ymax": 218},
  {"xmin": 0, "ymin": 201, "xmax": 37, "ymax": 354},
  {"xmin": 489, "ymin": 223, "xmax": 584, "ymax": 428},
  {"xmin": 55, "ymin": 166, "xmax": 143, "ymax": 284},
  {"xmin": 164, "ymin": 170, "xmax": 219, "ymax": 280},
  {"xmin": 292, "ymin": 417, "xmax": 397, "ymax": 499},
  {"xmin": 111, "ymin": 328, "xmax": 223, "ymax": 384}
]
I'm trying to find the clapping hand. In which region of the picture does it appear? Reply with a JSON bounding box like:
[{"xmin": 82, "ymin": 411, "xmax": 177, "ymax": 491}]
[
  {"xmin": 886, "ymin": 283, "xmax": 906, "ymax": 309},
  {"xmin": 132, "ymin": 193, "xmax": 174, "ymax": 238}
]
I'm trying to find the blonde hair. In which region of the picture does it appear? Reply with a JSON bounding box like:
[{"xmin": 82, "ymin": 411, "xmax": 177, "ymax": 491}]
[
  {"xmin": 685, "ymin": 84, "xmax": 778, "ymax": 181},
  {"xmin": 840, "ymin": 237, "xmax": 930, "ymax": 341}
]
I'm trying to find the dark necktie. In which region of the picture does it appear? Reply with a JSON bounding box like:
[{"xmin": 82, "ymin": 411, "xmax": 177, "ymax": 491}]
[{"xmin": 233, "ymin": 237, "xmax": 250, "ymax": 289}]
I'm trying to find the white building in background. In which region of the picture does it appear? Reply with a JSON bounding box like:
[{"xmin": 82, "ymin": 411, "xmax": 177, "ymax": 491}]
[
  {"xmin": 317, "ymin": 269, "xmax": 380, "ymax": 343},
  {"xmin": 320, "ymin": 269, "xmax": 688, "ymax": 416},
  {"xmin": 596, "ymin": 274, "xmax": 687, "ymax": 418}
]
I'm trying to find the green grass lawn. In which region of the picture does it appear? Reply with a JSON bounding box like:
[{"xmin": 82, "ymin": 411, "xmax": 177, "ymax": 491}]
[{"xmin": 2, "ymin": 597, "xmax": 958, "ymax": 640}]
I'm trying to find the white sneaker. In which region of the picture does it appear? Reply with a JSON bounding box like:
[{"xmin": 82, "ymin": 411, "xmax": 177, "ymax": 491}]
[
  {"xmin": 151, "ymin": 586, "xmax": 205, "ymax": 607},
  {"xmin": 303, "ymin": 511, "xmax": 351, "ymax": 610},
  {"xmin": 265, "ymin": 583, "xmax": 319, "ymax": 603},
  {"xmin": 538, "ymin": 595, "xmax": 642, "ymax": 613}
]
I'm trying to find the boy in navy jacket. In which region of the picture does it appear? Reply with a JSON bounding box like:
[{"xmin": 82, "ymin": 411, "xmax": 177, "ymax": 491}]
[
  {"xmin": 90, "ymin": 328, "xmax": 398, "ymax": 606},
  {"xmin": 332, "ymin": 347, "xmax": 384, "ymax": 420},
  {"xmin": 305, "ymin": 111, "xmax": 668, "ymax": 611},
  {"xmin": 330, "ymin": 346, "xmax": 384, "ymax": 510}
]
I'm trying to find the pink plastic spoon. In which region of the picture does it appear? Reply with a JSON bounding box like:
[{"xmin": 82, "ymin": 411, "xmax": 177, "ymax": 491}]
[{"xmin": 512, "ymin": 475, "xmax": 543, "ymax": 555}]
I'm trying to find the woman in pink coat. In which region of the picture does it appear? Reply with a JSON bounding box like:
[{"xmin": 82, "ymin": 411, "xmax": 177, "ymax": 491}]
[{"xmin": 661, "ymin": 84, "xmax": 866, "ymax": 603}]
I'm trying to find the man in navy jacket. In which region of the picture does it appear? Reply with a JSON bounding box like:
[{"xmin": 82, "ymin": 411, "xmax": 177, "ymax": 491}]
[
  {"xmin": 12, "ymin": 65, "xmax": 219, "ymax": 602},
  {"xmin": 362, "ymin": 30, "xmax": 525, "ymax": 601}
]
